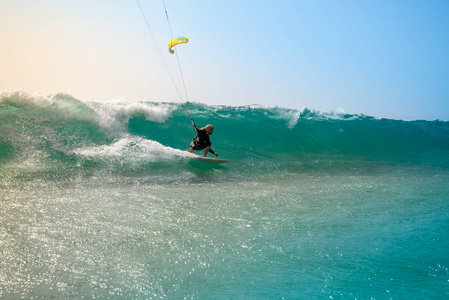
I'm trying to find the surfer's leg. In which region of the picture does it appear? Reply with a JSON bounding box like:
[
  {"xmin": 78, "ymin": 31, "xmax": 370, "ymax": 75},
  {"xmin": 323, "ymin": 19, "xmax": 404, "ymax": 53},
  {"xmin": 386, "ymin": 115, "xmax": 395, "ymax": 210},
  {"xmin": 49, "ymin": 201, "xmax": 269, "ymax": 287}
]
[
  {"xmin": 189, "ymin": 140, "xmax": 197, "ymax": 153},
  {"xmin": 204, "ymin": 146, "xmax": 211, "ymax": 157}
]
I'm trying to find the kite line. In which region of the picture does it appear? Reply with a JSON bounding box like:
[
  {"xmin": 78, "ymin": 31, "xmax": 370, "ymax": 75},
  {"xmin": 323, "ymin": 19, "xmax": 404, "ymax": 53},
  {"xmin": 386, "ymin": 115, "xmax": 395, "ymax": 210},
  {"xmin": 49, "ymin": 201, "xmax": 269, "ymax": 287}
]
[
  {"xmin": 162, "ymin": 0, "xmax": 190, "ymax": 103},
  {"xmin": 136, "ymin": 0, "xmax": 183, "ymax": 102},
  {"xmin": 137, "ymin": 0, "xmax": 194, "ymax": 128}
]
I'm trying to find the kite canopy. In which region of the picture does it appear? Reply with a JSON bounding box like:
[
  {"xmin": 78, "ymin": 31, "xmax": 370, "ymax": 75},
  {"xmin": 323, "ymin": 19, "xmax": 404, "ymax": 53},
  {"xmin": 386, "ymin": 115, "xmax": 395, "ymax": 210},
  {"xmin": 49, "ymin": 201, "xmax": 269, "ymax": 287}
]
[{"xmin": 169, "ymin": 37, "xmax": 189, "ymax": 54}]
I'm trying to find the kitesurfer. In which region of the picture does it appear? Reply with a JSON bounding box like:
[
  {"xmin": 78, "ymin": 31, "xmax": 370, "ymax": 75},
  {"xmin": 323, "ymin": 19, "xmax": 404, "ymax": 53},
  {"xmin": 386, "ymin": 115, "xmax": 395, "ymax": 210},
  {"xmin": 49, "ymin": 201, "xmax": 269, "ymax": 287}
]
[{"xmin": 188, "ymin": 124, "xmax": 219, "ymax": 157}]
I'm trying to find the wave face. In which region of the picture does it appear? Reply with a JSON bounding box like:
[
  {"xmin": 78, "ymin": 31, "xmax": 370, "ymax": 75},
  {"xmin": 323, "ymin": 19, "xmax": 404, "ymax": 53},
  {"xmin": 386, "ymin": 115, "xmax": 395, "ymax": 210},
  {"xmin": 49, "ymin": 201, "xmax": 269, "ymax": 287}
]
[{"xmin": 1, "ymin": 91, "xmax": 449, "ymax": 180}]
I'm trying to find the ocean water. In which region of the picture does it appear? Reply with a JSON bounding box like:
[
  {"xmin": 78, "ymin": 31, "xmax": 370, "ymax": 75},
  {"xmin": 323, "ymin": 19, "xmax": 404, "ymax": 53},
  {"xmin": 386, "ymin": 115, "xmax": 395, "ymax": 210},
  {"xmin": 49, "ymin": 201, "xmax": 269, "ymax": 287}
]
[{"xmin": 1, "ymin": 91, "xmax": 449, "ymax": 299}]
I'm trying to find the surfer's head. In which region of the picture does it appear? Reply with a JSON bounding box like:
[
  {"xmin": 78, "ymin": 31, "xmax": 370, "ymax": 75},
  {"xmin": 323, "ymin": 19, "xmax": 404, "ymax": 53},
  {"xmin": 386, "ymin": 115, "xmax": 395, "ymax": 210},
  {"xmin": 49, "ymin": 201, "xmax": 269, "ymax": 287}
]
[{"xmin": 202, "ymin": 124, "xmax": 214, "ymax": 134}]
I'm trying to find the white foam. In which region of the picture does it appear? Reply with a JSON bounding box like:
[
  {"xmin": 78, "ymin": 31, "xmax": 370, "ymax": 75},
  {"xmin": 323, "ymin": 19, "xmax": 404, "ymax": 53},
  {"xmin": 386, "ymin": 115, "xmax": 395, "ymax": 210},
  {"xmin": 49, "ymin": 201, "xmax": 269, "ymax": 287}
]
[
  {"xmin": 86, "ymin": 100, "xmax": 176, "ymax": 135},
  {"xmin": 73, "ymin": 136, "xmax": 186, "ymax": 163}
]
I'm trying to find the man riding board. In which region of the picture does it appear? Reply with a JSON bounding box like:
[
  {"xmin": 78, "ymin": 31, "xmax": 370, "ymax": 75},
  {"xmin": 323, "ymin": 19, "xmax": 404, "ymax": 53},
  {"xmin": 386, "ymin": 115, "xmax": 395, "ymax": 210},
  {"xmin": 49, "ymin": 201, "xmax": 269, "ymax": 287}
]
[{"xmin": 188, "ymin": 124, "xmax": 219, "ymax": 157}]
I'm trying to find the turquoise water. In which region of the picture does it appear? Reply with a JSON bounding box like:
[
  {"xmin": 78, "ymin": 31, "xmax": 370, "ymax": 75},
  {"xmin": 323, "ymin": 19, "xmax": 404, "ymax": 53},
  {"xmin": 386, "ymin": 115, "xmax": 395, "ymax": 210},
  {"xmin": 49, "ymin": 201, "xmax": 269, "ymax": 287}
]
[{"xmin": 1, "ymin": 91, "xmax": 449, "ymax": 299}]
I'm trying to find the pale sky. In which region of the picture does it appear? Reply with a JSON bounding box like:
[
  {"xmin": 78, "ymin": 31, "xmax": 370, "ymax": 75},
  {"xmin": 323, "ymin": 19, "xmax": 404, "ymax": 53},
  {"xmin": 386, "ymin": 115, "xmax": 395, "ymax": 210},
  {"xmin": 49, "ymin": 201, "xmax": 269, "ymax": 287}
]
[{"xmin": 1, "ymin": 0, "xmax": 449, "ymax": 120}]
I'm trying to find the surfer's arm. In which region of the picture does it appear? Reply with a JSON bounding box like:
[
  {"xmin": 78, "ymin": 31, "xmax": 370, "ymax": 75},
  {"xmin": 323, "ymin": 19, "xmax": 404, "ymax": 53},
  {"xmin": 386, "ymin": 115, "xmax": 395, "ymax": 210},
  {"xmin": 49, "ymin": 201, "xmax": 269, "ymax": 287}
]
[{"xmin": 205, "ymin": 148, "xmax": 219, "ymax": 157}]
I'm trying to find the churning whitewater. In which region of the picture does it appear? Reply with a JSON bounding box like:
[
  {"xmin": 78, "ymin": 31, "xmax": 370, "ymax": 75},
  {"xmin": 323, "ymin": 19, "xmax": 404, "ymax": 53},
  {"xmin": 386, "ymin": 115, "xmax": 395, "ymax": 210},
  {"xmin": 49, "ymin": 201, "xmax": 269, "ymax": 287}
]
[{"xmin": 1, "ymin": 91, "xmax": 449, "ymax": 299}]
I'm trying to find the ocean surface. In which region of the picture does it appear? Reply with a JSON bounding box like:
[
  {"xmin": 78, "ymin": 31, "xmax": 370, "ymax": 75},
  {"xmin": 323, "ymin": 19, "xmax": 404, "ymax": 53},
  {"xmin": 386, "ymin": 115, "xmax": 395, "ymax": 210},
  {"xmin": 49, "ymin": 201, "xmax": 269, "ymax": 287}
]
[{"xmin": 1, "ymin": 91, "xmax": 449, "ymax": 299}]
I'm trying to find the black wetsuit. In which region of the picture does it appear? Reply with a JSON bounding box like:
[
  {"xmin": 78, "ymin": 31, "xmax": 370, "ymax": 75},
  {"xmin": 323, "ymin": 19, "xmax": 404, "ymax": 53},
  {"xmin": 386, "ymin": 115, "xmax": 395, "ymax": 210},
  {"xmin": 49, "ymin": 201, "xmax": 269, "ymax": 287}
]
[{"xmin": 190, "ymin": 127, "xmax": 215, "ymax": 154}]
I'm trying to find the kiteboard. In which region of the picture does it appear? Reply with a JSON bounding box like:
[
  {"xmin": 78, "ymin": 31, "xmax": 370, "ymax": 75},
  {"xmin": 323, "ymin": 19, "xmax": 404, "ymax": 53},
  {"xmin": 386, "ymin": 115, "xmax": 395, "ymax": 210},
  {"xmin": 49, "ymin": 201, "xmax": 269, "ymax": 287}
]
[
  {"xmin": 189, "ymin": 155, "xmax": 230, "ymax": 164},
  {"xmin": 183, "ymin": 153, "xmax": 229, "ymax": 164}
]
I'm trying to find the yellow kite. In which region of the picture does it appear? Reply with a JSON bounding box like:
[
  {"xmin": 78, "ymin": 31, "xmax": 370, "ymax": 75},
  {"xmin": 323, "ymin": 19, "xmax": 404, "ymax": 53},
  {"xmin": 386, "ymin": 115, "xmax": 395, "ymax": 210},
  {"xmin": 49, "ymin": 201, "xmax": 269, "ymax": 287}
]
[{"xmin": 169, "ymin": 37, "xmax": 189, "ymax": 54}]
